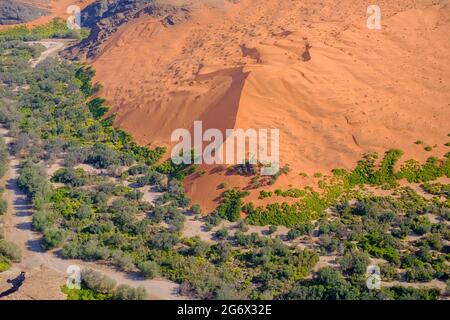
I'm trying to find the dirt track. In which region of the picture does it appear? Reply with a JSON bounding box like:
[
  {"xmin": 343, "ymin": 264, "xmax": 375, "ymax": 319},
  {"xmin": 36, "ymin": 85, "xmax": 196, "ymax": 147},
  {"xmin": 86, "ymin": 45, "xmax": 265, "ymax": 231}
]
[{"xmin": 29, "ymin": 41, "xmax": 66, "ymax": 67}]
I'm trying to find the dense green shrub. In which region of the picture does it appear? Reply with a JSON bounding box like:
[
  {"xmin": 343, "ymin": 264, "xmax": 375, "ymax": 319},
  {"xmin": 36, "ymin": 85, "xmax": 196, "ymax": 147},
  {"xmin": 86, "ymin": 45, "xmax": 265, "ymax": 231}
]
[
  {"xmin": 0, "ymin": 18, "xmax": 83, "ymax": 40},
  {"xmin": 51, "ymin": 168, "xmax": 88, "ymax": 187},
  {"xmin": 214, "ymin": 189, "xmax": 249, "ymax": 222},
  {"xmin": 0, "ymin": 136, "xmax": 8, "ymax": 178},
  {"xmin": 0, "ymin": 239, "xmax": 22, "ymax": 262},
  {"xmin": 81, "ymin": 269, "xmax": 116, "ymax": 294},
  {"xmin": 337, "ymin": 250, "xmax": 370, "ymax": 277},
  {"xmin": 113, "ymin": 285, "xmax": 147, "ymax": 300},
  {"xmin": 111, "ymin": 251, "xmax": 135, "ymax": 272},
  {"xmin": 137, "ymin": 260, "xmax": 160, "ymax": 279},
  {"xmin": 41, "ymin": 228, "xmax": 65, "ymax": 250},
  {"xmin": 17, "ymin": 161, "xmax": 51, "ymax": 199},
  {"xmin": 287, "ymin": 222, "xmax": 315, "ymax": 240},
  {"xmin": 32, "ymin": 210, "xmax": 54, "ymax": 231}
]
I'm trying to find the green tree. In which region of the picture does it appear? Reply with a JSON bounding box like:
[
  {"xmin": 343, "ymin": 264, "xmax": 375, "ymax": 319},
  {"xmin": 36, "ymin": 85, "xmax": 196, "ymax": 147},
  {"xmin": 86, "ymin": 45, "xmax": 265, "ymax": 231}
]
[
  {"xmin": 113, "ymin": 285, "xmax": 147, "ymax": 300},
  {"xmin": 41, "ymin": 228, "xmax": 64, "ymax": 250},
  {"xmin": 0, "ymin": 239, "xmax": 22, "ymax": 262},
  {"xmin": 137, "ymin": 261, "xmax": 160, "ymax": 279}
]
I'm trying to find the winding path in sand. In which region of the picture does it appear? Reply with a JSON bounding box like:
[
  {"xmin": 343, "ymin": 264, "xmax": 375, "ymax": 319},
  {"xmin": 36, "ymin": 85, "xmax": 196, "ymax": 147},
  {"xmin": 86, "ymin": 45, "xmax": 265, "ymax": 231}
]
[{"xmin": 29, "ymin": 40, "xmax": 66, "ymax": 67}]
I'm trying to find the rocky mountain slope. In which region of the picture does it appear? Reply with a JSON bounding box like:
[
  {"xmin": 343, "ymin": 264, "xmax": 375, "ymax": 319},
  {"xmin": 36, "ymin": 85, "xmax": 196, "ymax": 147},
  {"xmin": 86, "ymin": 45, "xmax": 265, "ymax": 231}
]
[
  {"xmin": 64, "ymin": 0, "xmax": 192, "ymax": 59},
  {"xmin": 0, "ymin": 0, "xmax": 49, "ymax": 25}
]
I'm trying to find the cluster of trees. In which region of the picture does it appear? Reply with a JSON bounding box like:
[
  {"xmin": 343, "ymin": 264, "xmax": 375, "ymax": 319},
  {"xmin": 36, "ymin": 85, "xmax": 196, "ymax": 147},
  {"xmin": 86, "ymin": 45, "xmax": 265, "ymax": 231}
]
[
  {"xmin": 63, "ymin": 269, "xmax": 147, "ymax": 300},
  {"xmin": 51, "ymin": 168, "xmax": 89, "ymax": 187},
  {"xmin": 0, "ymin": 40, "xmax": 43, "ymax": 87},
  {"xmin": 287, "ymin": 222, "xmax": 315, "ymax": 240},
  {"xmin": 317, "ymin": 193, "xmax": 449, "ymax": 287},
  {"xmin": 284, "ymin": 267, "xmax": 440, "ymax": 300},
  {"xmin": 214, "ymin": 189, "xmax": 249, "ymax": 222},
  {"xmin": 135, "ymin": 171, "xmax": 168, "ymax": 191}
]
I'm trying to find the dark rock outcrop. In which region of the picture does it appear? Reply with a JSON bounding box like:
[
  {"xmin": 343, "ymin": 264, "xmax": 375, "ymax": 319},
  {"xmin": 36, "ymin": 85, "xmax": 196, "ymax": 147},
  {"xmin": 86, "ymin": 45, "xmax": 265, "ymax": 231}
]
[
  {"xmin": 0, "ymin": 0, "xmax": 49, "ymax": 25},
  {"xmin": 63, "ymin": 0, "xmax": 191, "ymax": 60}
]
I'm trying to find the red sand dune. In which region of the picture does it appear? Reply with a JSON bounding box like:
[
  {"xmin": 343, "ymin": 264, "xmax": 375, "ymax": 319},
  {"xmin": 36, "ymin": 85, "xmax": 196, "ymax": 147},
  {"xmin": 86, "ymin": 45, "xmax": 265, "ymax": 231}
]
[{"xmin": 88, "ymin": 0, "xmax": 450, "ymax": 212}]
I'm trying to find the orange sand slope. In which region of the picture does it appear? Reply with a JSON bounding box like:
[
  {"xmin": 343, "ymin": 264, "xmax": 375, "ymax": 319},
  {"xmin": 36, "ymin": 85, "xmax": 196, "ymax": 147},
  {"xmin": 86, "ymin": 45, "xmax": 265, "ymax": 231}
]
[
  {"xmin": 90, "ymin": 0, "xmax": 450, "ymax": 211},
  {"xmin": 0, "ymin": 0, "xmax": 94, "ymax": 30}
]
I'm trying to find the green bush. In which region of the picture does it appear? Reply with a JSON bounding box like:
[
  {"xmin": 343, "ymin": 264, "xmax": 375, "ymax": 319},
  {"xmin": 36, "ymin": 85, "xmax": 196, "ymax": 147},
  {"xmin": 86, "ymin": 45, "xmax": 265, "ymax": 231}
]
[
  {"xmin": 137, "ymin": 261, "xmax": 160, "ymax": 279},
  {"xmin": 113, "ymin": 285, "xmax": 147, "ymax": 300},
  {"xmin": 32, "ymin": 210, "xmax": 53, "ymax": 231},
  {"xmin": 287, "ymin": 223, "xmax": 315, "ymax": 240},
  {"xmin": 81, "ymin": 269, "xmax": 116, "ymax": 294},
  {"xmin": 190, "ymin": 204, "xmax": 202, "ymax": 215},
  {"xmin": 0, "ymin": 136, "xmax": 8, "ymax": 178},
  {"xmin": 0, "ymin": 239, "xmax": 22, "ymax": 262},
  {"xmin": 215, "ymin": 228, "xmax": 229, "ymax": 240},
  {"xmin": 51, "ymin": 168, "xmax": 88, "ymax": 187},
  {"xmin": 111, "ymin": 251, "xmax": 135, "ymax": 272},
  {"xmin": 214, "ymin": 189, "xmax": 249, "ymax": 222},
  {"xmin": 41, "ymin": 228, "xmax": 65, "ymax": 250},
  {"xmin": 0, "ymin": 19, "xmax": 73, "ymax": 40},
  {"xmin": 17, "ymin": 161, "xmax": 51, "ymax": 199},
  {"xmin": 380, "ymin": 264, "xmax": 400, "ymax": 282},
  {"xmin": 0, "ymin": 255, "xmax": 11, "ymax": 272},
  {"xmin": 337, "ymin": 250, "xmax": 370, "ymax": 277}
]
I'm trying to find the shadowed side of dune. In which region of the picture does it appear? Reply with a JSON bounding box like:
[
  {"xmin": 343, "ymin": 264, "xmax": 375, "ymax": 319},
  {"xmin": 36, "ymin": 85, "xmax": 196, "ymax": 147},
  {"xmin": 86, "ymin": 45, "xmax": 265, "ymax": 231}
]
[{"xmin": 193, "ymin": 67, "xmax": 250, "ymax": 138}]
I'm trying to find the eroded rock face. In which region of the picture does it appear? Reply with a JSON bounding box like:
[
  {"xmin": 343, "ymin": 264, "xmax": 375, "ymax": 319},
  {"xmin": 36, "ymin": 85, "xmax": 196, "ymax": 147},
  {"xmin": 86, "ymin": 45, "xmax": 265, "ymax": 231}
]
[
  {"xmin": 0, "ymin": 0, "xmax": 49, "ymax": 25},
  {"xmin": 63, "ymin": 0, "xmax": 191, "ymax": 60}
]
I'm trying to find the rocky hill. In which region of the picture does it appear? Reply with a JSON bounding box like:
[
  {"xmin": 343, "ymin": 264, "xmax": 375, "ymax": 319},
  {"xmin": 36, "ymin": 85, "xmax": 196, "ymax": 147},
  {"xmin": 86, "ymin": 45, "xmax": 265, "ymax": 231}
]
[
  {"xmin": 64, "ymin": 0, "xmax": 192, "ymax": 59},
  {"xmin": 0, "ymin": 0, "xmax": 49, "ymax": 25}
]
